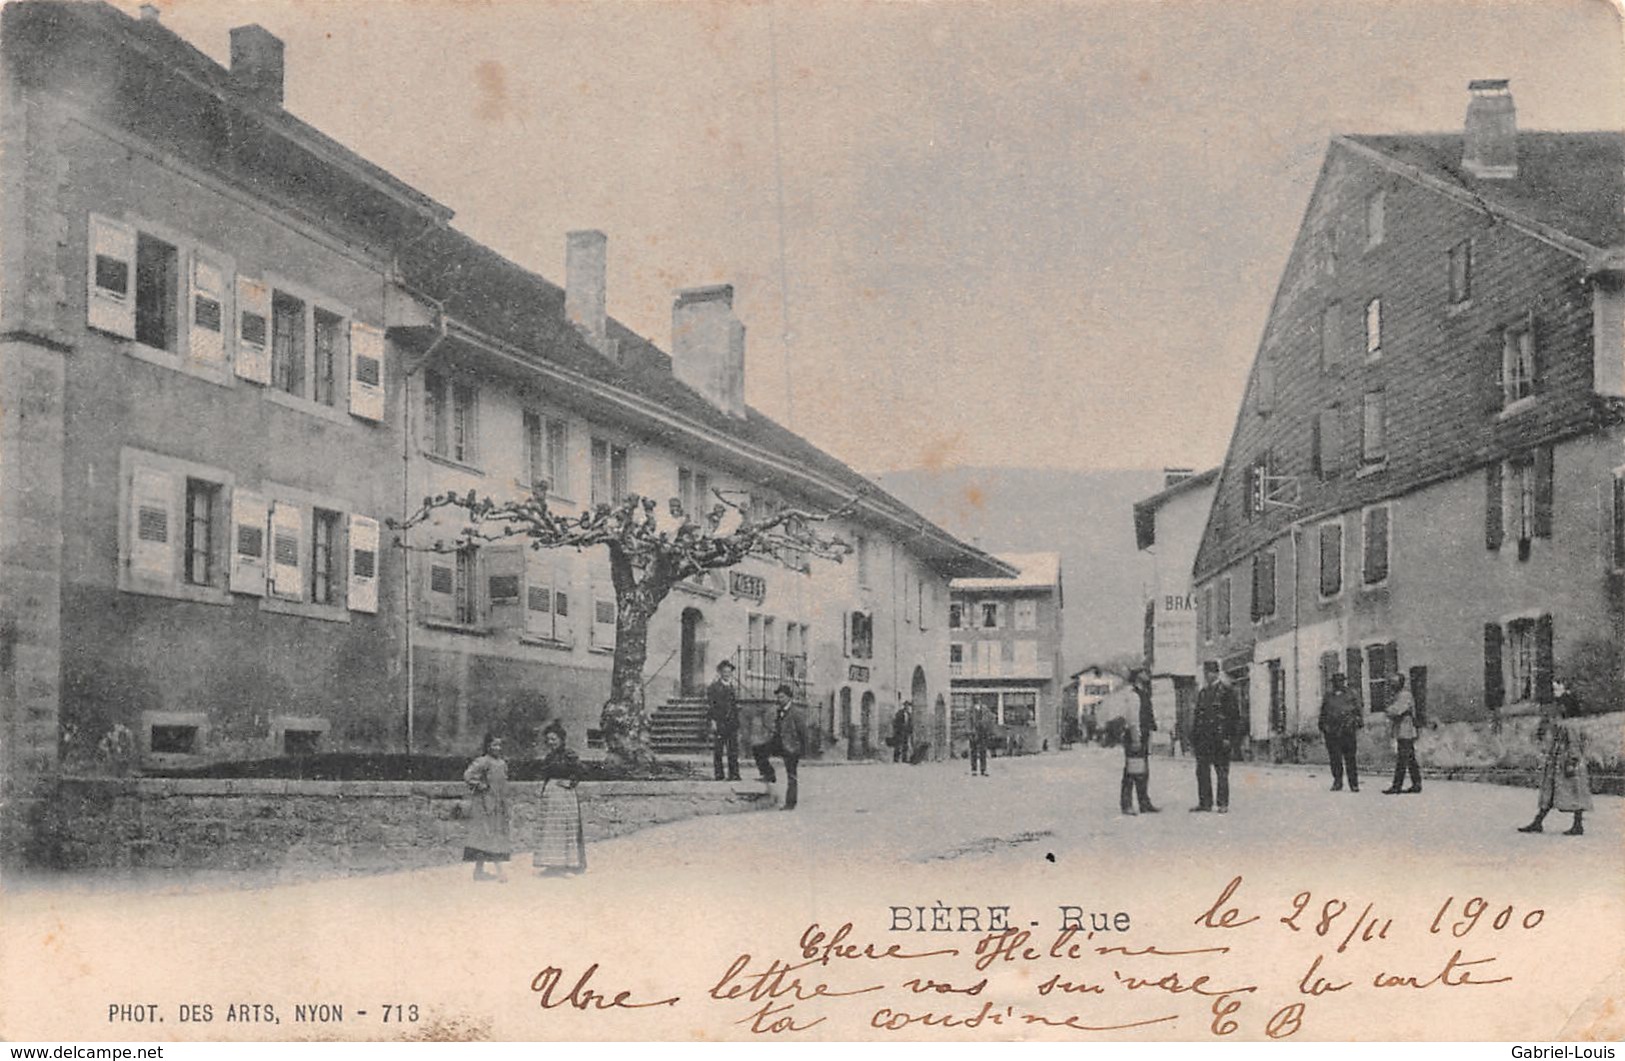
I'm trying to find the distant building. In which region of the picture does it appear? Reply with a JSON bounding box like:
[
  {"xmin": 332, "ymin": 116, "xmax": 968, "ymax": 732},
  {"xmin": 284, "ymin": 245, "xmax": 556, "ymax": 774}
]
[
  {"xmin": 1133, "ymin": 467, "xmax": 1220, "ymax": 748},
  {"xmin": 949, "ymin": 553, "xmax": 1064, "ymax": 751},
  {"xmin": 1064, "ymin": 665, "xmax": 1123, "ymax": 743}
]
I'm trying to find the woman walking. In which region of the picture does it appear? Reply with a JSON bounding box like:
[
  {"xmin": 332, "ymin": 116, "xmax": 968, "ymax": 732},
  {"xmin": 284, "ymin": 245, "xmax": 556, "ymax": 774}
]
[
  {"xmin": 1381, "ymin": 674, "xmax": 1422, "ymax": 794},
  {"xmin": 533, "ymin": 721, "xmax": 587, "ymax": 875},
  {"xmin": 462, "ymin": 733, "xmax": 511, "ymax": 882},
  {"xmin": 1519, "ymin": 682, "xmax": 1592, "ymax": 836}
]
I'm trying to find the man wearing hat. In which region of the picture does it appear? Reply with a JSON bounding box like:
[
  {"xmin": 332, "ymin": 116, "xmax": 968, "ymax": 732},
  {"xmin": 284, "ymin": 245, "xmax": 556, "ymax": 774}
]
[
  {"xmin": 753, "ymin": 683, "xmax": 809, "ymax": 810},
  {"xmin": 706, "ymin": 659, "xmax": 742, "ymax": 782}
]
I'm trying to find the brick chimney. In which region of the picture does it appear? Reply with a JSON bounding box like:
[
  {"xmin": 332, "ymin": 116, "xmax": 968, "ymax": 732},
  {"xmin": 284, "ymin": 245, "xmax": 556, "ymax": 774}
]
[
  {"xmin": 230, "ymin": 25, "xmax": 285, "ymax": 107},
  {"xmin": 672, "ymin": 285, "xmax": 746, "ymax": 419},
  {"xmin": 565, "ymin": 230, "xmax": 609, "ymax": 356},
  {"xmin": 1463, "ymin": 79, "xmax": 1517, "ymax": 179}
]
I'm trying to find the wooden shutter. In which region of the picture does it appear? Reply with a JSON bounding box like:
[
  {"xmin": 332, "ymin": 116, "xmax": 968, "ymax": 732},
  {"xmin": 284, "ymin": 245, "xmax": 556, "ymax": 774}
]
[
  {"xmin": 1483, "ymin": 330, "xmax": 1506, "ymax": 416},
  {"xmin": 347, "ymin": 514, "xmax": 380, "ymax": 614},
  {"xmin": 1322, "ymin": 409, "xmax": 1343, "ymax": 477},
  {"xmin": 1533, "ymin": 445, "xmax": 1554, "ymax": 539},
  {"xmin": 1408, "ymin": 665, "xmax": 1428, "ymax": 728},
  {"xmin": 229, "ymin": 489, "xmax": 268, "ymax": 595},
  {"xmin": 524, "ymin": 551, "xmax": 554, "ymax": 640},
  {"xmin": 1535, "ymin": 614, "xmax": 1554, "ymax": 702},
  {"xmin": 592, "ymin": 582, "xmax": 617, "ymax": 648},
  {"xmin": 424, "ymin": 558, "xmax": 456, "ymax": 622},
  {"xmin": 1527, "ymin": 311, "xmax": 1545, "ymax": 394},
  {"xmin": 234, "ymin": 276, "xmax": 272, "ymax": 384},
  {"xmin": 348, "ymin": 321, "xmax": 386, "ymax": 422},
  {"xmin": 485, "ymin": 544, "xmax": 525, "ymax": 630},
  {"xmin": 841, "ymin": 611, "xmax": 850, "ymax": 657},
  {"xmin": 269, "ymin": 502, "xmax": 304, "ymax": 599},
  {"xmin": 88, "ymin": 214, "xmax": 137, "ymax": 338},
  {"xmin": 1483, "ymin": 623, "xmax": 1505, "ymax": 709},
  {"xmin": 1485, "ymin": 463, "xmax": 1504, "ymax": 550},
  {"xmin": 1345, "ymin": 647, "xmax": 1364, "ymax": 709},
  {"xmin": 129, "ymin": 468, "xmax": 175, "ymax": 580},
  {"xmin": 188, "ymin": 253, "xmax": 227, "ymax": 363}
]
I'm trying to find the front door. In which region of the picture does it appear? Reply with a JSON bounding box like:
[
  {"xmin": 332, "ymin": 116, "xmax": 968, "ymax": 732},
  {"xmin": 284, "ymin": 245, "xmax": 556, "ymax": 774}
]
[{"xmin": 679, "ymin": 608, "xmax": 706, "ymax": 696}]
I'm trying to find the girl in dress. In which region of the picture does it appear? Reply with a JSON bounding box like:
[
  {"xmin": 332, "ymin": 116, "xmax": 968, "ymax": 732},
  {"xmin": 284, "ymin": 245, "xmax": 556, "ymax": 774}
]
[
  {"xmin": 1519, "ymin": 681, "xmax": 1593, "ymax": 837},
  {"xmin": 462, "ymin": 733, "xmax": 511, "ymax": 881},
  {"xmin": 533, "ymin": 721, "xmax": 586, "ymax": 875}
]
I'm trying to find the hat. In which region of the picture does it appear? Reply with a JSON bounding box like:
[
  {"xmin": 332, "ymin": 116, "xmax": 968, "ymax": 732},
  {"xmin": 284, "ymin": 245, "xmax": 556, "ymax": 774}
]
[
  {"xmin": 774, "ymin": 683, "xmax": 795, "ymax": 698},
  {"xmin": 717, "ymin": 660, "xmax": 736, "ymax": 672}
]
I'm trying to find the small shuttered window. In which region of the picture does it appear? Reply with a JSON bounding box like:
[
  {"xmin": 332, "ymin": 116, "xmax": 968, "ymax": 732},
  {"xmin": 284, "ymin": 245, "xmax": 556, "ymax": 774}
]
[{"xmin": 347, "ymin": 515, "xmax": 379, "ymax": 614}]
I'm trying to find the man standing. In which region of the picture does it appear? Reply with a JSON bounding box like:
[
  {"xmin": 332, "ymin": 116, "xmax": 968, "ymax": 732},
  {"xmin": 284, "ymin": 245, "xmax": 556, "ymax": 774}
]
[
  {"xmin": 706, "ymin": 660, "xmax": 741, "ymax": 782},
  {"xmin": 967, "ymin": 699, "xmax": 992, "ymax": 777},
  {"xmin": 891, "ymin": 701, "xmax": 914, "ymax": 763},
  {"xmin": 1122, "ymin": 668, "xmax": 1160, "ymax": 814},
  {"xmin": 1319, "ymin": 672, "xmax": 1364, "ymax": 792},
  {"xmin": 754, "ymin": 684, "xmax": 808, "ymax": 810},
  {"xmin": 1190, "ymin": 667, "xmax": 1240, "ymax": 813},
  {"xmin": 1381, "ymin": 673, "xmax": 1421, "ymax": 795}
]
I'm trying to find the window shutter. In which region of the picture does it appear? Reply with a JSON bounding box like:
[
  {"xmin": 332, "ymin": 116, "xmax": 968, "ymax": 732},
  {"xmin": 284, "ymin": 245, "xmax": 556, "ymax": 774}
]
[
  {"xmin": 1384, "ymin": 642, "xmax": 1400, "ymax": 712},
  {"xmin": 87, "ymin": 214, "xmax": 137, "ymax": 338},
  {"xmin": 348, "ymin": 321, "xmax": 386, "ymax": 422},
  {"xmin": 1535, "ymin": 614, "xmax": 1554, "ymax": 702},
  {"xmin": 1483, "ymin": 331, "xmax": 1506, "ymax": 416},
  {"xmin": 1527, "ymin": 311, "xmax": 1545, "ymax": 394},
  {"xmin": 269, "ymin": 502, "xmax": 304, "ymax": 599},
  {"xmin": 1409, "ymin": 665, "xmax": 1428, "ymax": 728},
  {"xmin": 1485, "ymin": 463, "xmax": 1504, "ymax": 550},
  {"xmin": 347, "ymin": 514, "xmax": 380, "ymax": 614},
  {"xmin": 422, "ymin": 371, "xmax": 443, "ymax": 454},
  {"xmin": 485, "ymin": 544, "xmax": 525, "ymax": 630},
  {"xmin": 1345, "ymin": 647, "xmax": 1364, "ymax": 709},
  {"xmin": 188, "ymin": 253, "xmax": 227, "ymax": 363},
  {"xmin": 842, "ymin": 611, "xmax": 850, "ymax": 657},
  {"xmin": 1533, "ymin": 445, "xmax": 1554, "ymax": 539},
  {"xmin": 1483, "ymin": 623, "xmax": 1505, "ymax": 709},
  {"xmin": 424, "ymin": 558, "xmax": 456, "ymax": 622},
  {"xmin": 524, "ymin": 551, "xmax": 555, "ymax": 640},
  {"xmin": 592, "ymin": 582, "xmax": 617, "ymax": 649},
  {"xmin": 129, "ymin": 468, "xmax": 175, "ymax": 580},
  {"xmin": 234, "ymin": 276, "xmax": 272, "ymax": 384},
  {"xmin": 1322, "ymin": 410, "xmax": 1343, "ymax": 476},
  {"xmin": 228, "ymin": 489, "xmax": 268, "ymax": 595}
]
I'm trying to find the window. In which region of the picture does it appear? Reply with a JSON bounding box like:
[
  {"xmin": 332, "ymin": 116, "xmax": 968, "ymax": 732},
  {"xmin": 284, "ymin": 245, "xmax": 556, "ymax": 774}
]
[
  {"xmin": 1366, "ymin": 642, "xmax": 1399, "ymax": 713},
  {"xmin": 847, "ymin": 611, "xmax": 874, "ymax": 660},
  {"xmin": 424, "ymin": 371, "xmax": 478, "ymax": 465},
  {"xmin": 677, "ymin": 466, "xmax": 712, "ymax": 520},
  {"xmin": 1448, "ymin": 239, "xmax": 1473, "ymax": 304},
  {"xmin": 1365, "ymin": 190, "xmax": 1385, "ymax": 248},
  {"xmin": 1362, "ymin": 504, "xmax": 1390, "ymax": 586},
  {"xmin": 981, "ymin": 602, "xmax": 1000, "ymax": 629},
  {"xmin": 591, "ymin": 438, "xmax": 628, "ymax": 507},
  {"xmin": 1508, "ymin": 454, "xmax": 1536, "ymax": 545},
  {"xmin": 1015, "ymin": 599, "xmax": 1038, "ymax": 631},
  {"xmin": 1320, "ymin": 303, "xmax": 1340, "ymax": 373},
  {"xmin": 1216, "ymin": 577, "xmax": 1232, "ymax": 636},
  {"xmin": 454, "ymin": 548, "xmax": 479, "ymax": 626},
  {"xmin": 1506, "ymin": 618, "xmax": 1539, "ymax": 703},
  {"xmin": 917, "ymin": 579, "xmax": 930, "ymax": 629},
  {"xmin": 1364, "ymin": 298, "xmax": 1382, "ymax": 359},
  {"xmin": 310, "ymin": 508, "xmax": 341, "ymax": 605},
  {"xmin": 271, "ymin": 291, "xmax": 306, "ymax": 397},
  {"xmin": 149, "ymin": 724, "xmax": 199, "ymax": 755},
  {"xmin": 545, "ymin": 419, "xmax": 570, "ymax": 496},
  {"xmin": 949, "ymin": 602, "xmax": 963, "ymax": 629},
  {"xmin": 1361, "ymin": 390, "xmax": 1386, "ymax": 465},
  {"xmin": 1002, "ymin": 691, "xmax": 1037, "ymax": 727},
  {"xmin": 856, "ymin": 536, "xmax": 871, "ymax": 587},
  {"xmin": 312, "ymin": 308, "xmax": 346, "ymax": 407},
  {"xmin": 590, "ymin": 580, "xmax": 618, "ymax": 650},
  {"xmin": 283, "ymin": 729, "xmax": 323, "ymax": 756},
  {"xmin": 1318, "ymin": 521, "xmax": 1343, "ymax": 597},
  {"xmin": 183, "ymin": 479, "xmax": 220, "ymax": 587},
  {"xmin": 524, "ymin": 554, "xmax": 571, "ymax": 644},
  {"xmin": 1319, "ymin": 228, "xmax": 1338, "ymax": 277},
  {"xmin": 1486, "ymin": 615, "xmax": 1552, "ymax": 709},
  {"xmin": 1314, "ymin": 406, "xmax": 1342, "ymax": 480},
  {"xmin": 134, "ymin": 233, "xmax": 179, "ymax": 351},
  {"xmin": 523, "ymin": 413, "xmax": 571, "ymax": 496},
  {"xmin": 949, "ymin": 643, "xmax": 964, "ymax": 676},
  {"xmin": 1503, "ymin": 317, "xmax": 1538, "ymax": 405},
  {"xmin": 1014, "ymin": 640, "xmax": 1039, "ymax": 674},
  {"xmin": 1251, "ymin": 549, "xmax": 1276, "ymax": 621}
]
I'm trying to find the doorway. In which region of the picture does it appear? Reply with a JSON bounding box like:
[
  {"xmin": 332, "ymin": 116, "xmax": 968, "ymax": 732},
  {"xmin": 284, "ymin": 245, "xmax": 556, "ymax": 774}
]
[
  {"xmin": 679, "ymin": 608, "xmax": 707, "ymax": 696},
  {"xmin": 859, "ymin": 691, "xmax": 876, "ymax": 758}
]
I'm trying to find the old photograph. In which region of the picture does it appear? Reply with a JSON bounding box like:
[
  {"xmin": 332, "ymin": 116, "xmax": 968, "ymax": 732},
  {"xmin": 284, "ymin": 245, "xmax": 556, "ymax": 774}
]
[{"xmin": 1, "ymin": 0, "xmax": 1622, "ymax": 1044}]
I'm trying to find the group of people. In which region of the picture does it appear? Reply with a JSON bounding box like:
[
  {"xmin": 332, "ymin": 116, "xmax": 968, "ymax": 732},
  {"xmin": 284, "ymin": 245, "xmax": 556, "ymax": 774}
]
[
  {"xmin": 461, "ymin": 721, "xmax": 587, "ymax": 882},
  {"xmin": 1118, "ymin": 665, "xmax": 1241, "ymax": 815},
  {"xmin": 706, "ymin": 660, "xmax": 807, "ymax": 810}
]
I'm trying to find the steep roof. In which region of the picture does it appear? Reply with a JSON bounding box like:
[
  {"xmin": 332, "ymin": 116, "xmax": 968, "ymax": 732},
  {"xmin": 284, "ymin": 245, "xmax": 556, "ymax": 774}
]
[{"xmin": 1344, "ymin": 131, "xmax": 1625, "ymax": 251}]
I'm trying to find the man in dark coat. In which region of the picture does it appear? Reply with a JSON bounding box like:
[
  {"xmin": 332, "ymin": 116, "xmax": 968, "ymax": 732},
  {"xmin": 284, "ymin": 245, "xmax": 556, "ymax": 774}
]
[
  {"xmin": 967, "ymin": 699, "xmax": 993, "ymax": 777},
  {"xmin": 1190, "ymin": 668, "xmax": 1241, "ymax": 813},
  {"xmin": 892, "ymin": 701, "xmax": 914, "ymax": 763},
  {"xmin": 1319, "ymin": 672, "xmax": 1364, "ymax": 792},
  {"xmin": 1121, "ymin": 668, "xmax": 1160, "ymax": 814},
  {"xmin": 706, "ymin": 660, "xmax": 741, "ymax": 782},
  {"xmin": 754, "ymin": 683, "xmax": 809, "ymax": 810}
]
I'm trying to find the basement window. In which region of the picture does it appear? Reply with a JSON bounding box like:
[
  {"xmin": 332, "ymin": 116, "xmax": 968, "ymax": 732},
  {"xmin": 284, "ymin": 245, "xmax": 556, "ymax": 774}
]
[{"xmin": 149, "ymin": 724, "xmax": 199, "ymax": 755}]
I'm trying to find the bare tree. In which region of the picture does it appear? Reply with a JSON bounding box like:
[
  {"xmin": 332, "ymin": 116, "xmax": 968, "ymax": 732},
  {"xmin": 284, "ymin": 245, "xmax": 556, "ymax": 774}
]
[{"xmin": 390, "ymin": 484, "xmax": 855, "ymax": 763}]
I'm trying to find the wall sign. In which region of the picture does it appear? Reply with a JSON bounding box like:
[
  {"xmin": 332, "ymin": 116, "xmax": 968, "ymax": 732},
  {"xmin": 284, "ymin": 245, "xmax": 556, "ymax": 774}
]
[
  {"xmin": 848, "ymin": 665, "xmax": 870, "ymax": 683},
  {"xmin": 730, "ymin": 572, "xmax": 766, "ymax": 603}
]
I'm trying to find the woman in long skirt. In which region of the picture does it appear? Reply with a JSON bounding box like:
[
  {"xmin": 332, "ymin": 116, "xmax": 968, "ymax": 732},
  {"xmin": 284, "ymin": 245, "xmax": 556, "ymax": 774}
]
[
  {"xmin": 463, "ymin": 733, "xmax": 512, "ymax": 881},
  {"xmin": 534, "ymin": 721, "xmax": 586, "ymax": 875},
  {"xmin": 1519, "ymin": 682, "xmax": 1593, "ymax": 837}
]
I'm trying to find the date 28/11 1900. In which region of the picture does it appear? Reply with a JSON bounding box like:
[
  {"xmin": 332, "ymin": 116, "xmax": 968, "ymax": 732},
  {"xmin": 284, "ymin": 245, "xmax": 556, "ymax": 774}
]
[{"xmin": 106, "ymin": 1003, "xmax": 421, "ymax": 1025}]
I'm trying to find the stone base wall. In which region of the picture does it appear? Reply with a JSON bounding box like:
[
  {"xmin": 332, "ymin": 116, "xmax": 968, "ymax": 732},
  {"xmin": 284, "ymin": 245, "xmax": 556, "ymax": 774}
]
[{"xmin": 28, "ymin": 778, "xmax": 768, "ymax": 874}]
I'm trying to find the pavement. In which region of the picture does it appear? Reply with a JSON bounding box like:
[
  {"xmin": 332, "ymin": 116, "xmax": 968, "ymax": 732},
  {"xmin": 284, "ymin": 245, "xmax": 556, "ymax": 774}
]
[{"xmin": 3, "ymin": 748, "xmax": 1621, "ymax": 1042}]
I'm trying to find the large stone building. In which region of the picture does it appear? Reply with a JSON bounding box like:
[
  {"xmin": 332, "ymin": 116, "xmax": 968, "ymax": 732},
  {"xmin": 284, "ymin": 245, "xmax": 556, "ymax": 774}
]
[
  {"xmin": 1191, "ymin": 80, "xmax": 1624, "ymax": 759},
  {"xmin": 0, "ymin": 2, "xmax": 1008, "ymax": 856},
  {"xmin": 948, "ymin": 553, "xmax": 1065, "ymax": 753},
  {"xmin": 1132, "ymin": 467, "xmax": 1219, "ymax": 746}
]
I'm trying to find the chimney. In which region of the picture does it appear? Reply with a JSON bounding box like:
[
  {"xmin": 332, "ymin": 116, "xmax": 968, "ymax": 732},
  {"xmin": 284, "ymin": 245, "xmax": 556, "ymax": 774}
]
[
  {"xmin": 229, "ymin": 25, "xmax": 285, "ymax": 107},
  {"xmin": 139, "ymin": 4, "xmax": 161, "ymax": 21},
  {"xmin": 565, "ymin": 230, "xmax": 609, "ymax": 355},
  {"xmin": 672, "ymin": 285, "xmax": 746, "ymax": 419},
  {"xmin": 1462, "ymin": 79, "xmax": 1517, "ymax": 179}
]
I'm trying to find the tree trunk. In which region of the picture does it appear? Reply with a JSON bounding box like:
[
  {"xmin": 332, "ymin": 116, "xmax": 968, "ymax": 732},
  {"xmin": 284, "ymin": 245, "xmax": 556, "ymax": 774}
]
[{"xmin": 597, "ymin": 547, "xmax": 676, "ymax": 766}]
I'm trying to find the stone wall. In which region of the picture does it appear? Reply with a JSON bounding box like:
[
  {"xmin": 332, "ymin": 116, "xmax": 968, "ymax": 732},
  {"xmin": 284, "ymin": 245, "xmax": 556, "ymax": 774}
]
[{"xmin": 29, "ymin": 777, "xmax": 768, "ymax": 874}]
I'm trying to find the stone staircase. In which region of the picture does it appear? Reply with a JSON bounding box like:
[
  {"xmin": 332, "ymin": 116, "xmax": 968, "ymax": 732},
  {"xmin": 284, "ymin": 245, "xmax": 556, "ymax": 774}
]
[{"xmin": 648, "ymin": 696, "xmax": 712, "ymax": 755}]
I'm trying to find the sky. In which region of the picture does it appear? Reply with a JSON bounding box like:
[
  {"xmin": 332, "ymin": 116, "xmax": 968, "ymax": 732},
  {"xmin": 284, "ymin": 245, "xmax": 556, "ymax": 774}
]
[{"xmin": 129, "ymin": 0, "xmax": 1624, "ymax": 475}]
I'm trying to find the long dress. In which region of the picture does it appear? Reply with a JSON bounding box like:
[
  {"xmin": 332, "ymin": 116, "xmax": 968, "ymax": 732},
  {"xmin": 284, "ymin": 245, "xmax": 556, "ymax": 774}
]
[
  {"xmin": 462, "ymin": 753, "xmax": 512, "ymax": 862},
  {"xmin": 533, "ymin": 748, "xmax": 586, "ymax": 871},
  {"xmin": 1536, "ymin": 718, "xmax": 1594, "ymax": 814}
]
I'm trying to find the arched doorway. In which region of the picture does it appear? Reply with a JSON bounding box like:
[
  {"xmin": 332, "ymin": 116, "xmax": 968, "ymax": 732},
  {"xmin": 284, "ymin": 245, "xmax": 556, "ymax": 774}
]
[
  {"xmin": 933, "ymin": 694, "xmax": 947, "ymax": 762},
  {"xmin": 910, "ymin": 666, "xmax": 929, "ymax": 761},
  {"xmin": 859, "ymin": 691, "xmax": 876, "ymax": 758},
  {"xmin": 679, "ymin": 608, "xmax": 707, "ymax": 696},
  {"xmin": 839, "ymin": 687, "xmax": 854, "ymax": 757}
]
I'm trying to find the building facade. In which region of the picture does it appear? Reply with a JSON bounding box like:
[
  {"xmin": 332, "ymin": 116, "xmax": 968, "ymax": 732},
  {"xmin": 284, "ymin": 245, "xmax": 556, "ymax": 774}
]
[
  {"xmin": 948, "ymin": 553, "xmax": 1065, "ymax": 753},
  {"xmin": 0, "ymin": 2, "xmax": 1008, "ymax": 856},
  {"xmin": 1132, "ymin": 467, "xmax": 1219, "ymax": 747},
  {"xmin": 1191, "ymin": 81, "xmax": 1625, "ymax": 759}
]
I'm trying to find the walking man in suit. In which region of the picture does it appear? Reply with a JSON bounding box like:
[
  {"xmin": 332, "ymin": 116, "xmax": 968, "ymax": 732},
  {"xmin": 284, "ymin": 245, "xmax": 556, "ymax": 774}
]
[
  {"xmin": 754, "ymin": 684, "xmax": 809, "ymax": 810},
  {"xmin": 967, "ymin": 699, "xmax": 992, "ymax": 777},
  {"xmin": 1190, "ymin": 667, "xmax": 1241, "ymax": 813},
  {"xmin": 1319, "ymin": 672, "xmax": 1365, "ymax": 793},
  {"xmin": 892, "ymin": 701, "xmax": 914, "ymax": 763},
  {"xmin": 707, "ymin": 660, "xmax": 742, "ymax": 782}
]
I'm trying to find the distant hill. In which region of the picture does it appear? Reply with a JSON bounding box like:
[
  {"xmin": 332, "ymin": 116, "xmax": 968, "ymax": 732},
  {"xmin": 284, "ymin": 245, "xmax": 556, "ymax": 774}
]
[{"xmin": 875, "ymin": 467, "xmax": 1165, "ymax": 675}]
